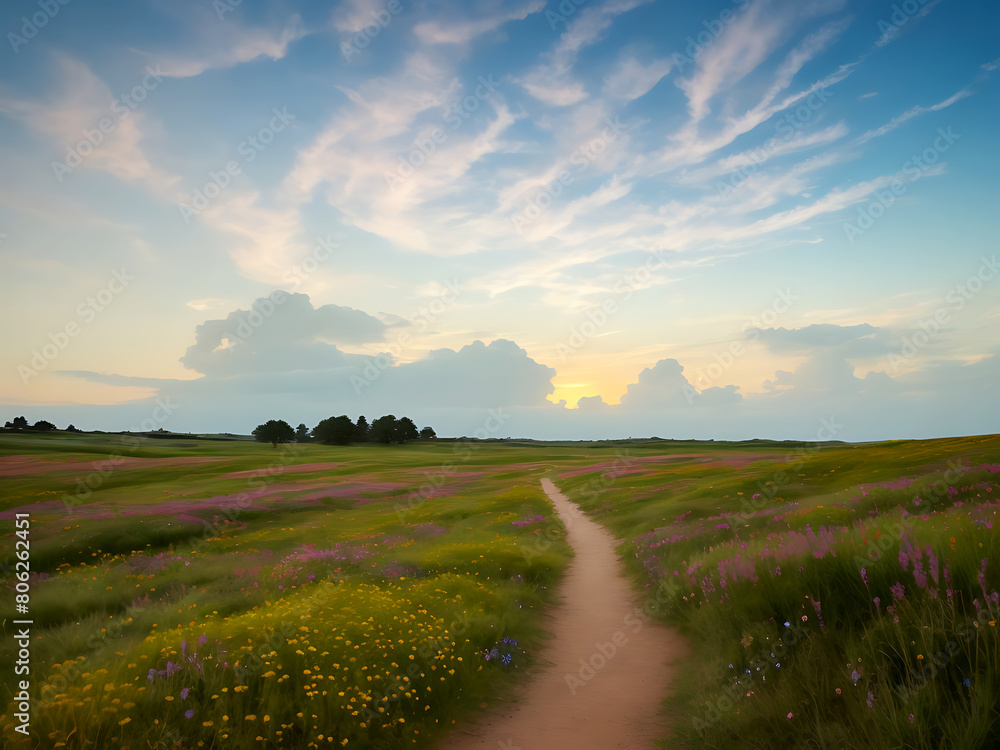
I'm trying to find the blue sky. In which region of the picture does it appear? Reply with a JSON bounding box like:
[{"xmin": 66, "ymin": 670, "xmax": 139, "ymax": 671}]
[{"xmin": 1, "ymin": 0, "xmax": 998, "ymax": 440}]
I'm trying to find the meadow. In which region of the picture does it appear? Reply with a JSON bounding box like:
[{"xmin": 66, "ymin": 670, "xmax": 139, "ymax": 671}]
[
  {"xmin": 556, "ymin": 434, "xmax": 1000, "ymax": 748},
  {"xmin": 1, "ymin": 431, "xmax": 999, "ymax": 749},
  {"xmin": 0, "ymin": 432, "xmax": 586, "ymax": 749}
]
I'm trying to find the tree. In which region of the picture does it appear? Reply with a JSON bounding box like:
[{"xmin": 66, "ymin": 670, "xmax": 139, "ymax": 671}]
[
  {"xmin": 419, "ymin": 426, "xmax": 436, "ymax": 440},
  {"xmin": 397, "ymin": 417, "xmax": 419, "ymax": 443},
  {"xmin": 354, "ymin": 415, "xmax": 370, "ymax": 442},
  {"xmin": 295, "ymin": 423, "xmax": 311, "ymax": 442},
  {"xmin": 368, "ymin": 415, "xmax": 420, "ymax": 444},
  {"xmin": 252, "ymin": 419, "xmax": 295, "ymax": 447},
  {"xmin": 313, "ymin": 415, "xmax": 356, "ymax": 445},
  {"xmin": 4, "ymin": 416, "xmax": 29, "ymax": 430},
  {"xmin": 66, "ymin": 424, "xmax": 81, "ymax": 433},
  {"xmin": 32, "ymin": 420, "xmax": 56, "ymax": 431},
  {"xmin": 369, "ymin": 415, "xmax": 399, "ymax": 444}
]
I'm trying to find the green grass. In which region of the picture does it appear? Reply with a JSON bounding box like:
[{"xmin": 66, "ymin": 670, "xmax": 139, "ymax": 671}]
[
  {"xmin": 556, "ymin": 434, "xmax": 1000, "ymax": 749},
  {"xmin": 2, "ymin": 432, "xmax": 999, "ymax": 748},
  {"xmin": 0, "ymin": 433, "xmax": 581, "ymax": 749}
]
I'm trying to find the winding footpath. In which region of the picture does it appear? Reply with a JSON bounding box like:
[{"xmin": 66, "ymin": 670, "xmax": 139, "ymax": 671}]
[{"xmin": 440, "ymin": 478, "xmax": 688, "ymax": 749}]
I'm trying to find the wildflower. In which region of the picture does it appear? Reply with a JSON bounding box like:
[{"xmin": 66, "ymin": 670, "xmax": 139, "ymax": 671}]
[
  {"xmin": 861, "ymin": 568, "xmax": 868, "ymax": 585},
  {"xmin": 908, "ymin": 714, "xmax": 914, "ymax": 724},
  {"xmin": 890, "ymin": 582, "xmax": 905, "ymax": 601},
  {"xmin": 867, "ymin": 691, "xmax": 875, "ymax": 709},
  {"xmin": 787, "ymin": 712, "xmax": 793, "ymax": 719},
  {"xmin": 185, "ymin": 710, "xmax": 194, "ymax": 719}
]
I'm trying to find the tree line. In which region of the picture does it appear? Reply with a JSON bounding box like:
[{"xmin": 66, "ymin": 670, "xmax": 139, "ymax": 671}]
[
  {"xmin": 252, "ymin": 415, "xmax": 436, "ymax": 447},
  {"xmin": 2, "ymin": 416, "xmax": 79, "ymax": 432}
]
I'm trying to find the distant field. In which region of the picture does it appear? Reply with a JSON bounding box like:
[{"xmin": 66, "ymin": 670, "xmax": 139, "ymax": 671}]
[{"xmin": 1, "ymin": 432, "xmax": 999, "ymax": 748}]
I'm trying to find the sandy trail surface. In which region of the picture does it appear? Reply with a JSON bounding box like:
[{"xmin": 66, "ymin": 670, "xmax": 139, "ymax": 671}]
[{"xmin": 439, "ymin": 478, "xmax": 687, "ymax": 750}]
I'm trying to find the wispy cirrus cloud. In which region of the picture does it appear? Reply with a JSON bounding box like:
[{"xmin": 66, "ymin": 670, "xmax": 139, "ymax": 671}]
[
  {"xmin": 153, "ymin": 7, "xmax": 307, "ymax": 78},
  {"xmin": 414, "ymin": 0, "xmax": 546, "ymax": 44},
  {"xmin": 875, "ymin": 0, "xmax": 943, "ymax": 47},
  {"xmin": 854, "ymin": 86, "xmax": 973, "ymax": 145},
  {"xmin": 516, "ymin": 0, "xmax": 652, "ymax": 106},
  {"xmin": 0, "ymin": 56, "xmax": 179, "ymax": 195}
]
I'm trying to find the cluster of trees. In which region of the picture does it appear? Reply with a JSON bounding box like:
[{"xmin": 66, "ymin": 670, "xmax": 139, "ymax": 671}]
[
  {"xmin": 252, "ymin": 415, "xmax": 436, "ymax": 447},
  {"xmin": 3, "ymin": 416, "xmax": 70, "ymax": 432}
]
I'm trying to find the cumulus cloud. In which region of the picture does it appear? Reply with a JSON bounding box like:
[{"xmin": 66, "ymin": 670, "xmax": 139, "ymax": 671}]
[
  {"xmin": 618, "ymin": 358, "xmax": 742, "ymax": 409},
  {"xmin": 762, "ymin": 350, "xmax": 894, "ymax": 397},
  {"xmin": 367, "ymin": 339, "xmax": 556, "ymax": 408},
  {"xmin": 179, "ymin": 292, "xmax": 387, "ymax": 376},
  {"xmin": 63, "ymin": 293, "xmax": 555, "ymax": 430}
]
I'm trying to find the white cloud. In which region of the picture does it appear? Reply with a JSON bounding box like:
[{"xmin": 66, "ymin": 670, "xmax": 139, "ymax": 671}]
[
  {"xmin": 875, "ymin": 0, "xmax": 943, "ymax": 47},
  {"xmin": 0, "ymin": 56, "xmax": 180, "ymax": 196},
  {"xmin": 283, "ymin": 53, "xmax": 524, "ymax": 257},
  {"xmin": 854, "ymin": 87, "xmax": 972, "ymax": 145},
  {"xmin": 414, "ymin": 1, "xmax": 546, "ymax": 44},
  {"xmin": 157, "ymin": 14, "xmax": 307, "ymax": 78},
  {"xmin": 602, "ymin": 55, "xmax": 672, "ymax": 101},
  {"xmin": 332, "ymin": 0, "xmax": 390, "ymax": 32},
  {"xmin": 180, "ymin": 292, "xmax": 387, "ymax": 377},
  {"xmin": 517, "ymin": 0, "xmax": 651, "ymax": 106}
]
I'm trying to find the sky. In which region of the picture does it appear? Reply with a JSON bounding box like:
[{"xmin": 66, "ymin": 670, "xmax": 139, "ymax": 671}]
[{"xmin": 1, "ymin": 0, "xmax": 998, "ymax": 441}]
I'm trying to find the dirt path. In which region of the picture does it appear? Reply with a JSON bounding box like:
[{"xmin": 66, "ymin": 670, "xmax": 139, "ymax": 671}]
[{"xmin": 439, "ymin": 478, "xmax": 687, "ymax": 750}]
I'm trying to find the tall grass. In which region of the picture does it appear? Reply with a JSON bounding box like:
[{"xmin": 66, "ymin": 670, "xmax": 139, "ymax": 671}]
[
  {"xmin": 558, "ymin": 435, "xmax": 1000, "ymax": 748},
  {"xmin": 0, "ymin": 434, "xmax": 574, "ymax": 748}
]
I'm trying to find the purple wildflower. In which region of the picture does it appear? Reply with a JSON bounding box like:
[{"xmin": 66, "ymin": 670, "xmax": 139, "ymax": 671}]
[{"xmin": 890, "ymin": 582, "xmax": 905, "ymax": 601}]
